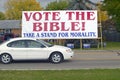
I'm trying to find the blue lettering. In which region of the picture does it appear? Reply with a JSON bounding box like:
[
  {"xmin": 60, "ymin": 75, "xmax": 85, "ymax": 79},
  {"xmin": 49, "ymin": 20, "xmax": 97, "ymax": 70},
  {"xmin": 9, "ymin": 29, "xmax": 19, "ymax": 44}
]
[
  {"xmin": 58, "ymin": 33, "xmax": 69, "ymax": 37},
  {"xmin": 36, "ymin": 33, "xmax": 41, "ymax": 37},
  {"xmin": 23, "ymin": 33, "xmax": 35, "ymax": 38},
  {"xmin": 70, "ymin": 32, "xmax": 96, "ymax": 37},
  {"xmin": 41, "ymin": 33, "xmax": 57, "ymax": 37}
]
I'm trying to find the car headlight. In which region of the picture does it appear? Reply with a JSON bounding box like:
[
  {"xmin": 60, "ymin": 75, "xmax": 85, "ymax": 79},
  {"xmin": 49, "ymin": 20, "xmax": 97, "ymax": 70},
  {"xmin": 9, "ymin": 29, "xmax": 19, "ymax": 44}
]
[{"xmin": 66, "ymin": 49, "xmax": 73, "ymax": 53}]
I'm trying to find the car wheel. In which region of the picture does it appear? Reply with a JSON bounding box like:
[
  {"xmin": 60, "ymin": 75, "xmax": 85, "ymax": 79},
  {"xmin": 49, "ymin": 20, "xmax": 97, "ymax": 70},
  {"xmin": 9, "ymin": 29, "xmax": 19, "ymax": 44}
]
[
  {"xmin": 0, "ymin": 53, "xmax": 12, "ymax": 64},
  {"xmin": 50, "ymin": 52, "xmax": 63, "ymax": 64}
]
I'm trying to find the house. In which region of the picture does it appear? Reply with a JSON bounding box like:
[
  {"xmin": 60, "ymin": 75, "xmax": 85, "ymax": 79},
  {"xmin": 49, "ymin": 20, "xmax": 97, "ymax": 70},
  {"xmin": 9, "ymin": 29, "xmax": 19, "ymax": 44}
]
[{"xmin": 0, "ymin": 20, "xmax": 21, "ymax": 36}]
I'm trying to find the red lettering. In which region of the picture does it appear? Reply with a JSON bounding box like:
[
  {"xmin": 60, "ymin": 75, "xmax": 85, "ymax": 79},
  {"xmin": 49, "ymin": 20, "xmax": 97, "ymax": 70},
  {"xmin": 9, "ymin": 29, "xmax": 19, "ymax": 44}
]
[
  {"xmin": 50, "ymin": 22, "xmax": 59, "ymax": 31},
  {"xmin": 81, "ymin": 22, "xmax": 85, "ymax": 31},
  {"xmin": 76, "ymin": 12, "xmax": 85, "ymax": 20},
  {"xmin": 43, "ymin": 12, "xmax": 51, "ymax": 20},
  {"xmin": 33, "ymin": 22, "xmax": 85, "ymax": 32},
  {"xmin": 61, "ymin": 22, "xmax": 69, "ymax": 31},
  {"xmin": 66, "ymin": 12, "xmax": 75, "ymax": 20},
  {"xmin": 33, "ymin": 22, "xmax": 48, "ymax": 31},
  {"xmin": 71, "ymin": 22, "xmax": 80, "ymax": 31},
  {"xmin": 44, "ymin": 22, "xmax": 48, "ymax": 31},
  {"xmin": 33, "ymin": 23, "xmax": 42, "ymax": 31},
  {"xmin": 87, "ymin": 12, "xmax": 95, "ymax": 20},
  {"xmin": 24, "ymin": 12, "xmax": 32, "ymax": 21},
  {"xmin": 53, "ymin": 12, "xmax": 61, "ymax": 20},
  {"xmin": 33, "ymin": 12, "xmax": 42, "ymax": 21}
]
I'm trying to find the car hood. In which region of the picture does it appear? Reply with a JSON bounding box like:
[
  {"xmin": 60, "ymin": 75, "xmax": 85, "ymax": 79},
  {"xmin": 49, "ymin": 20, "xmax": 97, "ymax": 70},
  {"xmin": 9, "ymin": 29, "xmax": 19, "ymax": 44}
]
[{"xmin": 50, "ymin": 45, "xmax": 70, "ymax": 50}]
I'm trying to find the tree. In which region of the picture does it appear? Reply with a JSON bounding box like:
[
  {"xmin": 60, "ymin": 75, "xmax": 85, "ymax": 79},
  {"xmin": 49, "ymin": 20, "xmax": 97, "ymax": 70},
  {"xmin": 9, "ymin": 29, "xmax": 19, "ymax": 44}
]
[
  {"xmin": 46, "ymin": 0, "xmax": 69, "ymax": 10},
  {"xmin": 5, "ymin": 0, "xmax": 42, "ymax": 20},
  {"xmin": 0, "ymin": 12, "xmax": 6, "ymax": 20},
  {"xmin": 97, "ymin": 2, "xmax": 108, "ymax": 22},
  {"xmin": 102, "ymin": 0, "xmax": 120, "ymax": 32}
]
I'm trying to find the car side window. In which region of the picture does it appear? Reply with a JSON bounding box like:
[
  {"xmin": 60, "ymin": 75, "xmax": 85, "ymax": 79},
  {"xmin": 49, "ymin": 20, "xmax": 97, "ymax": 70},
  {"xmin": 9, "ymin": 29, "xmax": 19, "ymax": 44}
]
[
  {"xmin": 7, "ymin": 40, "xmax": 26, "ymax": 48},
  {"xmin": 27, "ymin": 40, "xmax": 45, "ymax": 48}
]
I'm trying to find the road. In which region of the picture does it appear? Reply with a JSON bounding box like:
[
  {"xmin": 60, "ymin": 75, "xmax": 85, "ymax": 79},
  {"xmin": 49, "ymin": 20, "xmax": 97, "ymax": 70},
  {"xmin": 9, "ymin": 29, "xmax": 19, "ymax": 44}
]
[{"xmin": 0, "ymin": 50, "xmax": 120, "ymax": 70}]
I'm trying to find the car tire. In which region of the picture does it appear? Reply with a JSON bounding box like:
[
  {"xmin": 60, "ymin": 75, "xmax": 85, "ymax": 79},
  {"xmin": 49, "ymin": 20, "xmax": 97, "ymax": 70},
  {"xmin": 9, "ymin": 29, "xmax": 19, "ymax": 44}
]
[
  {"xmin": 0, "ymin": 53, "xmax": 12, "ymax": 64},
  {"xmin": 50, "ymin": 52, "xmax": 63, "ymax": 64}
]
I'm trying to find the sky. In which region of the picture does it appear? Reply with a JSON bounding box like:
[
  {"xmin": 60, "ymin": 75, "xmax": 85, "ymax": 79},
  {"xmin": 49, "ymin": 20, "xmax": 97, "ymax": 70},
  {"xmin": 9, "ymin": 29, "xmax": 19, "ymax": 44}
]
[{"xmin": 0, "ymin": 0, "xmax": 103, "ymax": 12}]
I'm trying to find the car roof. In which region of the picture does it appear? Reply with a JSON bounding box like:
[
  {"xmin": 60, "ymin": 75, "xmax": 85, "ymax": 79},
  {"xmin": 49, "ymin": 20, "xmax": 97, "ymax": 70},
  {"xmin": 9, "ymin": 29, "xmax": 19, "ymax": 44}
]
[
  {"xmin": 9, "ymin": 37, "xmax": 36, "ymax": 41},
  {"xmin": 0, "ymin": 37, "xmax": 38, "ymax": 46}
]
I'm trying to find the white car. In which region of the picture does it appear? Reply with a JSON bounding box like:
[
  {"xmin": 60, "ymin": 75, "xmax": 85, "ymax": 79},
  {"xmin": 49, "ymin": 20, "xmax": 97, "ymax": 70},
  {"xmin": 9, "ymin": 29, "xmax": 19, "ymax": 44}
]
[{"xmin": 0, "ymin": 38, "xmax": 74, "ymax": 64}]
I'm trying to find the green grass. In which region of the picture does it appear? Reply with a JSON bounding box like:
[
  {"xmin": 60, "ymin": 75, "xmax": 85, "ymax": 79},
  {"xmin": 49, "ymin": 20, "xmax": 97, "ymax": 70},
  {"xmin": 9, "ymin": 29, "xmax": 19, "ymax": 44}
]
[
  {"xmin": 104, "ymin": 42, "xmax": 120, "ymax": 50},
  {"xmin": 0, "ymin": 69, "xmax": 120, "ymax": 80},
  {"xmin": 78, "ymin": 41, "xmax": 120, "ymax": 50}
]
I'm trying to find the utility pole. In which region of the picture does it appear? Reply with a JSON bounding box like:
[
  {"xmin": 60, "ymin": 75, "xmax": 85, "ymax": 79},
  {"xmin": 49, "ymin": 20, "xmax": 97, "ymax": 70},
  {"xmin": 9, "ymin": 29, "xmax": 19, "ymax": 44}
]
[{"xmin": 97, "ymin": 2, "xmax": 103, "ymax": 48}]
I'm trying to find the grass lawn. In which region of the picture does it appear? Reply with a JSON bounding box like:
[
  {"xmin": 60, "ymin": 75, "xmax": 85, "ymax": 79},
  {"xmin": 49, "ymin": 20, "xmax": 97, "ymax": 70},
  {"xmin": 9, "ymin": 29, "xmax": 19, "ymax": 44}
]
[
  {"xmin": 80, "ymin": 41, "xmax": 120, "ymax": 50},
  {"xmin": 0, "ymin": 69, "xmax": 120, "ymax": 80},
  {"xmin": 104, "ymin": 42, "xmax": 120, "ymax": 50}
]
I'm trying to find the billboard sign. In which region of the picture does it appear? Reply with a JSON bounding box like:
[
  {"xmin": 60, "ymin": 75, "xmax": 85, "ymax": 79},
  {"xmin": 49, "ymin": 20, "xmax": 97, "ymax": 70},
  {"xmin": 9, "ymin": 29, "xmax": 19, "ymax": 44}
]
[{"xmin": 22, "ymin": 10, "xmax": 98, "ymax": 39}]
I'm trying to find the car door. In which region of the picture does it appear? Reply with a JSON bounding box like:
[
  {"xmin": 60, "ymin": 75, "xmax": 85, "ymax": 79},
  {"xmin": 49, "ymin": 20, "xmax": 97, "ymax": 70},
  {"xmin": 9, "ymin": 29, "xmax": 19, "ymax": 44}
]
[
  {"xmin": 7, "ymin": 40, "xmax": 27, "ymax": 60},
  {"xmin": 26, "ymin": 40, "xmax": 50, "ymax": 60}
]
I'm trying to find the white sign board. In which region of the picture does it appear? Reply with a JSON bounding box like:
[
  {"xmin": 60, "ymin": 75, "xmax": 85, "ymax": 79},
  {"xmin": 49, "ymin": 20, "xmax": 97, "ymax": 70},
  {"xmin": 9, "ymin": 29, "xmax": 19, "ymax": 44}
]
[{"xmin": 22, "ymin": 10, "xmax": 98, "ymax": 39}]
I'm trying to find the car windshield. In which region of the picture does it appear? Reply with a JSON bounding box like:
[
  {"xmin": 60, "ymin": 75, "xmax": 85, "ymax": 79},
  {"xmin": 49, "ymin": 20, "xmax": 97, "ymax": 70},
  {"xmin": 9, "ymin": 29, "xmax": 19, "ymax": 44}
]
[{"xmin": 37, "ymin": 39, "xmax": 54, "ymax": 47}]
